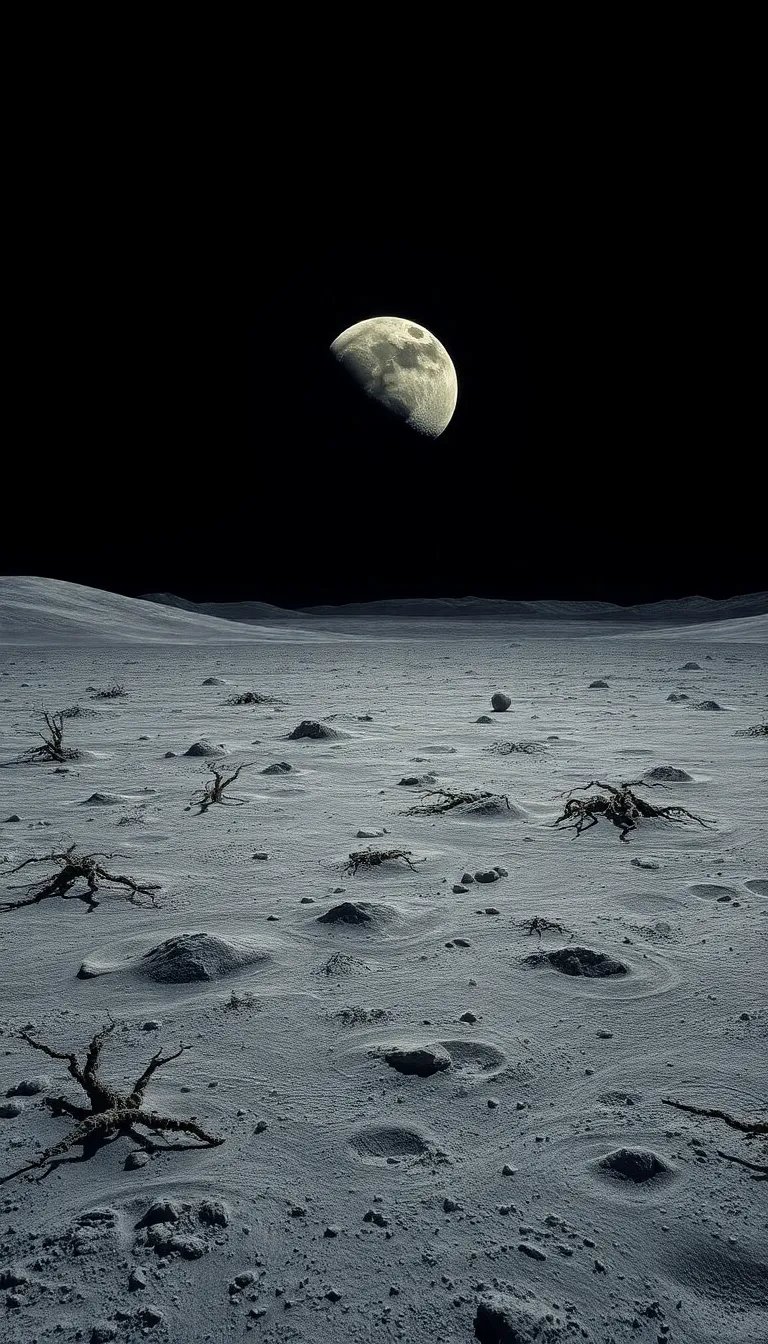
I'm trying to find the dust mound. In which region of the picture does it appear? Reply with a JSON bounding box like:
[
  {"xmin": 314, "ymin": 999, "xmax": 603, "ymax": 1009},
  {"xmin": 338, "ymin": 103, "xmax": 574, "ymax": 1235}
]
[
  {"xmin": 261, "ymin": 761, "xmax": 291, "ymax": 774},
  {"xmin": 599, "ymin": 1090, "xmax": 641, "ymax": 1107},
  {"xmin": 589, "ymin": 679, "xmax": 609, "ymax": 688},
  {"xmin": 690, "ymin": 700, "xmax": 725, "ymax": 711},
  {"xmin": 202, "ymin": 677, "xmax": 225, "ymax": 685},
  {"xmin": 350, "ymin": 1124, "xmax": 430, "ymax": 1162},
  {"xmin": 667, "ymin": 692, "xmax": 689, "ymax": 702},
  {"xmin": 459, "ymin": 796, "xmax": 527, "ymax": 819},
  {"xmin": 681, "ymin": 661, "xmax": 701, "ymax": 670},
  {"xmin": 475, "ymin": 1291, "xmax": 586, "ymax": 1343},
  {"xmin": 317, "ymin": 901, "xmax": 376, "ymax": 925},
  {"xmin": 736, "ymin": 722, "xmax": 768, "ymax": 737},
  {"xmin": 644, "ymin": 765, "xmax": 694, "ymax": 782},
  {"xmin": 440, "ymin": 1040, "xmax": 506, "ymax": 1075},
  {"xmin": 383, "ymin": 1045, "xmax": 452, "ymax": 1077},
  {"xmin": 596, "ymin": 1147, "xmax": 671, "ymax": 1182},
  {"xmin": 80, "ymin": 792, "xmax": 127, "ymax": 806},
  {"xmin": 288, "ymin": 719, "xmax": 347, "ymax": 740},
  {"xmin": 184, "ymin": 740, "xmax": 225, "ymax": 756},
  {"xmin": 525, "ymin": 946, "xmax": 628, "ymax": 977},
  {"xmin": 138, "ymin": 932, "xmax": 269, "ymax": 983},
  {"xmin": 316, "ymin": 952, "xmax": 371, "ymax": 976}
]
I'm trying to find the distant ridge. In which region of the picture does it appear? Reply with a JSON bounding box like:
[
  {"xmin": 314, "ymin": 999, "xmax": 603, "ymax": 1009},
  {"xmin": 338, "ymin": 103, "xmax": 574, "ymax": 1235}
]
[
  {"xmin": 141, "ymin": 591, "xmax": 768, "ymax": 624},
  {"xmin": 140, "ymin": 592, "xmax": 298, "ymax": 621},
  {"xmin": 0, "ymin": 578, "xmax": 351, "ymax": 645}
]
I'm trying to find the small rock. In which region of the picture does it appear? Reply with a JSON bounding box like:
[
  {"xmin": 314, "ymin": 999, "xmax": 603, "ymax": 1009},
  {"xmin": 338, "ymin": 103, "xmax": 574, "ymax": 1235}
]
[
  {"xmin": 356, "ymin": 829, "xmax": 384, "ymax": 839},
  {"xmin": 453, "ymin": 883, "xmax": 468, "ymax": 894},
  {"xmin": 483, "ymin": 907, "xmax": 500, "ymax": 916},
  {"xmin": 141, "ymin": 1020, "xmax": 161, "ymax": 1031},
  {"xmin": 443, "ymin": 1197, "xmax": 460, "ymax": 1213},
  {"xmin": 487, "ymin": 1097, "xmax": 499, "ymax": 1109},
  {"xmin": 252, "ymin": 851, "xmax": 269, "ymax": 860},
  {"xmin": 324, "ymin": 1225, "xmax": 341, "ymax": 1237},
  {"xmin": 518, "ymin": 1242, "xmax": 546, "ymax": 1260},
  {"xmin": 128, "ymin": 1267, "xmax": 147, "ymax": 1291},
  {"xmin": 91, "ymin": 1326, "xmax": 117, "ymax": 1344},
  {"xmin": 300, "ymin": 896, "xmax": 315, "ymax": 904},
  {"xmin": 3, "ymin": 814, "xmax": 21, "ymax": 823},
  {"xmin": 631, "ymin": 858, "xmax": 660, "ymax": 870},
  {"xmin": 475, "ymin": 870, "xmax": 499, "ymax": 884},
  {"xmin": 493, "ymin": 866, "xmax": 508, "ymax": 877},
  {"xmin": 589, "ymin": 680, "xmax": 609, "ymax": 689},
  {"xmin": 502, "ymin": 1164, "xmax": 516, "ymax": 1176},
  {"xmin": 459, "ymin": 1011, "xmax": 477, "ymax": 1024},
  {"xmin": 124, "ymin": 1151, "xmax": 148, "ymax": 1171},
  {"xmin": 254, "ymin": 1120, "xmax": 268, "ymax": 1134},
  {"xmin": 363, "ymin": 1209, "xmax": 389, "ymax": 1227},
  {"xmin": 596, "ymin": 1029, "xmax": 614, "ymax": 1039},
  {"xmin": 491, "ymin": 692, "xmax": 511, "ymax": 712},
  {"xmin": 325, "ymin": 1287, "xmax": 342, "ymax": 1302},
  {"xmin": 8, "ymin": 1075, "xmax": 50, "ymax": 1097},
  {"xmin": 476, "ymin": 716, "xmax": 492, "ymax": 724},
  {"xmin": 461, "ymin": 872, "xmax": 475, "ymax": 884}
]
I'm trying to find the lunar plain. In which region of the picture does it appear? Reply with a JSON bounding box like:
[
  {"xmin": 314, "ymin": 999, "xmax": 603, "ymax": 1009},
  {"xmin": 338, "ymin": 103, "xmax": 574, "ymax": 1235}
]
[{"xmin": 0, "ymin": 579, "xmax": 766, "ymax": 1343}]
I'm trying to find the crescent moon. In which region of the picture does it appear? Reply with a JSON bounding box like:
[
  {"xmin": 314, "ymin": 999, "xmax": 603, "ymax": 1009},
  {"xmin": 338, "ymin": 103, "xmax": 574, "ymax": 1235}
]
[{"xmin": 330, "ymin": 315, "xmax": 458, "ymax": 438}]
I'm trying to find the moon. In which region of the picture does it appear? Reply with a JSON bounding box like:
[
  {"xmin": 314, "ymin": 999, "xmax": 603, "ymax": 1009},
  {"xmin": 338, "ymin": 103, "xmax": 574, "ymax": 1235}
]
[{"xmin": 330, "ymin": 316, "xmax": 458, "ymax": 437}]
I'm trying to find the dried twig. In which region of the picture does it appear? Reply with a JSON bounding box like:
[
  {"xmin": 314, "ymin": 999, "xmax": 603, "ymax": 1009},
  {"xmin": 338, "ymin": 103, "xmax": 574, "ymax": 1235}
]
[
  {"xmin": 191, "ymin": 762, "xmax": 253, "ymax": 814},
  {"xmin": 344, "ymin": 847, "xmax": 422, "ymax": 875},
  {"xmin": 403, "ymin": 788, "xmax": 510, "ymax": 816},
  {"xmin": 1, "ymin": 1022, "xmax": 223, "ymax": 1183},
  {"xmin": 552, "ymin": 781, "xmax": 712, "ymax": 842},
  {"xmin": 1, "ymin": 846, "xmax": 161, "ymax": 912}
]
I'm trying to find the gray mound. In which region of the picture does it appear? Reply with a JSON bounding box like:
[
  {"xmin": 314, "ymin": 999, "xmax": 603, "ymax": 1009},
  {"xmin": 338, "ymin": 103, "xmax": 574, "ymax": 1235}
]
[
  {"xmin": 261, "ymin": 761, "xmax": 292, "ymax": 774},
  {"xmin": 382, "ymin": 1045, "xmax": 452, "ymax": 1077},
  {"xmin": 460, "ymin": 796, "xmax": 526, "ymax": 819},
  {"xmin": 317, "ymin": 901, "xmax": 376, "ymax": 925},
  {"xmin": 225, "ymin": 691, "xmax": 274, "ymax": 705},
  {"xmin": 491, "ymin": 692, "xmax": 511, "ymax": 711},
  {"xmin": 589, "ymin": 679, "xmax": 609, "ymax": 688},
  {"xmin": 350, "ymin": 1124, "xmax": 429, "ymax": 1161},
  {"xmin": 398, "ymin": 772, "xmax": 437, "ymax": 787},
  {"xmin": 184, "ymin": 739, "xmax": 225, "ymax": 757},
  {"xmin": 667, "ymin": 692, "xmax": 689, "ymax": 702},
  {"xmin": 440, "ymin": 1040, "xmax": 506, "ymax": 1074},
  {"xmin": 288, "ymin": 720, "xmax": 345, "ymax": 740},
  {"xmin": 202, "ymin": 677, "xmax": 225, "ymax": 685},
  {"xmin": 476, "ymin": 715, "xmax": 492, "ymax": 724},
  {"xmin": 475, "ymin": 1292, "xmax": 586, "ymax": 1343},
  {"xmin": 316, "ymin": 953, "xmax": 371, "ymax": 976},
  {"xmin": 691, "ymin": 700, "xmax": 725, "ymax": 711},
  {"xmin": 597, "ymin": 1147, "xmax": 670, "ymax": 1182},
  {"xmin": 138, "ymin": 932, "xmax": 269, "ymax": 983},
  {"xmin": 681, "ymin": 662, "xmax": 701, "ymax": 670},
  {"xmin": 80, "ymin": 792, "xmax": 126, "ymax": 805},
  {"xmin": 644, "ymin": 765, "xmax": 694, "ymax": 782},
  {"xmin": 525, "ymin": 946, "xmax": 628, "ymax": 977}
]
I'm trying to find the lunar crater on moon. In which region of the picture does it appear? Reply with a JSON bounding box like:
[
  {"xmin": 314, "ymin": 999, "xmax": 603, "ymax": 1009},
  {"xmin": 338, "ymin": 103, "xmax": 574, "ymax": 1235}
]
[{"xmin": 331, "ymin": 315, "xmax": 458, "ymax": 437}]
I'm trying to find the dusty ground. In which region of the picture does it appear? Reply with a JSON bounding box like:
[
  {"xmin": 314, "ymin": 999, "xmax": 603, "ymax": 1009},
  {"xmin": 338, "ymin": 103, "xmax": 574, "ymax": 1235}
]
[{"xmin": 0, "ymin": 618, "xmax": 766, "ymax": 1343}]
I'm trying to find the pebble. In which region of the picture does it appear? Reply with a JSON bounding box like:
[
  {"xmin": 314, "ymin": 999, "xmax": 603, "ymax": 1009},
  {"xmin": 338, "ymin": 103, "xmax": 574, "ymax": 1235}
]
[
  {"xmin": 124, "ymin": 1151, "xmax": 148, "ymax": 1171},
  {"xmin": 596, "ymin": 1029, "xmax": 614, "ymax": 1039},
  {"xmin": 459, "ymin": 1011, "xmax": 477, "ymax": 1024},
  {"xmin": 502, "ymin": 1164, "xmax": 516, "ymax": 1176},
  {"xmin": 129, "ymin": 1267, "xmax": 147, "ymax": 1291},
  {"xmin": 475, "ymin": 870, "xmax": 500, "ymax": 884},
  {"xmin": 252, "ymin": 852, "xmax": 269, "ymax": 860},
  {"xmin": 487, "ymin": 1097, "xmax": 499, "ymax": 1109},
  {"xmin": 453, "ymin": 884, "xmax": 468, "ymax": 894}
]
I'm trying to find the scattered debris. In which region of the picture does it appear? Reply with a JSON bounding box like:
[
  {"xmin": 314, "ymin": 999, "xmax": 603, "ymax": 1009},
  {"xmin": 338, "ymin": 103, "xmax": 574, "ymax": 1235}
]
[
  {"xmin": 16, "ymin": 711, "xmax": 82, "ymax": 764},
  {"xmin": 404, "ymin": 788, "xmax": 511, "ymax": 816}
]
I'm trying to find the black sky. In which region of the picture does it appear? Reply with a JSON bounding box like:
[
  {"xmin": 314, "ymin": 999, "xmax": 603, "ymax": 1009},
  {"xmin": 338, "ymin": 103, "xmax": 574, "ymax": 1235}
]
[{"xmin": 5, "ymin": 208, "xmax": 764, "ymax": 609}]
